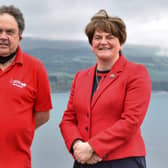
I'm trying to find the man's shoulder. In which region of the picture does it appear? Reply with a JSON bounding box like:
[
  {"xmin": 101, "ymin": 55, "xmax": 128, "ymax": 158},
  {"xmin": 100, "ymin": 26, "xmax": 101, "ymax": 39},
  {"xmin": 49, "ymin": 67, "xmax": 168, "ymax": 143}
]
[
  {"xmin": 22, "ymin": 51, "xmax": 42, "ymax": 64},
  {"xmin": 20, "ymin": 51, "xmax": 47, "ymax": 74},
  {"xmin": 21, "ymin": 50, "xmax": 46, "ymax": 67}
]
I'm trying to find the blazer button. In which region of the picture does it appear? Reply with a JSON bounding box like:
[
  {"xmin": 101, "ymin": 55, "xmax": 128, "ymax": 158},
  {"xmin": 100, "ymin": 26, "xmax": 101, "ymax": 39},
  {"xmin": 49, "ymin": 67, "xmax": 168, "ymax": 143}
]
[
  {"xmin": 86, "ymin": 112, "xmax": 89, "ymax": 118},
  {"xmin": 85, "ymin": 126, "xmax": 88, "ymax": 132}
]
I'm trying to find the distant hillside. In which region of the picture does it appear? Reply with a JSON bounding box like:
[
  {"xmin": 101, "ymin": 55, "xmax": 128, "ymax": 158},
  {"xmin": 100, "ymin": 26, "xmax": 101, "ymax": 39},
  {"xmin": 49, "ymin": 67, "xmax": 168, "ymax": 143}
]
[{"xmin": 20, "ymin": 37, "xmax": 168, "ymax": 92}]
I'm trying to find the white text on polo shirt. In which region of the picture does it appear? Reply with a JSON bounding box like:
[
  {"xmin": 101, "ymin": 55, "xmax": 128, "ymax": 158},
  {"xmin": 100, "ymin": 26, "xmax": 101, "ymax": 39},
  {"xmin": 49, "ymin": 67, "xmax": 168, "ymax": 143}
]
[{"xmin": 10, "ymin": 80, "xmax": 27, "ymax": 88}]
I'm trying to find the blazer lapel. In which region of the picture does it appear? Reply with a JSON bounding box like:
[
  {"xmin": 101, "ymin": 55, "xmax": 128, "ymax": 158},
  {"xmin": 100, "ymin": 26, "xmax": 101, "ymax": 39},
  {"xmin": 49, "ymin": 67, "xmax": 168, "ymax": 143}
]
[
  {"xmin": 85, "ymin": 65, "xmax": 97, "ymax": 111},
  {"xmin": 91, "ymin": 55, "xmax": 127, "ymax": 108}
]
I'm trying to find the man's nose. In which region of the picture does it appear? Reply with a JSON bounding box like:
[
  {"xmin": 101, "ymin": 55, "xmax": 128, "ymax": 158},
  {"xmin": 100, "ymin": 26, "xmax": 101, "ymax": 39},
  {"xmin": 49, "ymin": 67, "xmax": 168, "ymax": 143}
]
[{"xmin": 0, "ymin": 31, "xmax": 9, "ymax": 38}]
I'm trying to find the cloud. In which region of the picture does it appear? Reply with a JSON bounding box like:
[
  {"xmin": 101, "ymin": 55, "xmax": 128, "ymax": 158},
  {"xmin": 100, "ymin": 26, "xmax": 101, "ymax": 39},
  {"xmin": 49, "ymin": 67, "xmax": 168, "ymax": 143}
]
[{"xmin": 0, "ymin": 0, "xmax": 168, "ymax": 54}]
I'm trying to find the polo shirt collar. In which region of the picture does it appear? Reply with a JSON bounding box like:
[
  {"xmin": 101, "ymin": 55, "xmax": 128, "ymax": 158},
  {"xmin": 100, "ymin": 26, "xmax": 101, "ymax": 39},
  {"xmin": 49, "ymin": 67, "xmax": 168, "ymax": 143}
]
[{"xmin": 14, "ymin": 46, "xmax": 24, "ymax": 65}]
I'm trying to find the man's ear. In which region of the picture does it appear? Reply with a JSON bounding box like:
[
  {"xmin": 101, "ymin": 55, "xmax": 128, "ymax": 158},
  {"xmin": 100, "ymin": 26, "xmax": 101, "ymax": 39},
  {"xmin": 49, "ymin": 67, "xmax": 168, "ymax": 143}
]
[{"xmin": 19, "ymin": 35, "xmax": 22, "ymax": 40}]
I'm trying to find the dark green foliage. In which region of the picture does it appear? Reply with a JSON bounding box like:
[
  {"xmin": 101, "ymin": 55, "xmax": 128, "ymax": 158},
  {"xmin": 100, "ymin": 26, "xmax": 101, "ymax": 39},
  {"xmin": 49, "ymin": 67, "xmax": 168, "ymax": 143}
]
[{"xmin": 21, "ymin": 38, "xmax": 168, "ymax": 92}]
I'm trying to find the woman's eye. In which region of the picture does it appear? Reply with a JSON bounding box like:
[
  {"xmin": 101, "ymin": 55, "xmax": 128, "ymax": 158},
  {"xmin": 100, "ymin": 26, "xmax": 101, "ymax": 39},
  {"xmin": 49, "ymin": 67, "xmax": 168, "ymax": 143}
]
[
  {"xmin": 94, "ymin": 36, "xmax": 101, "ymax": 40},
  {"xmin": 107, "ymin": 35, "xmax": 114, "ymax": 39}
]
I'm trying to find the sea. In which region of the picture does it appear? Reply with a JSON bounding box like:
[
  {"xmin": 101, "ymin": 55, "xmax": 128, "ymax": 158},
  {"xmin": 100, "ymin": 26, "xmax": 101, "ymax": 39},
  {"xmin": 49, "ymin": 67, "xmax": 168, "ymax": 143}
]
[{"xmin": 31, "ymin": 92, "xmax": 168, "ymax": 168}]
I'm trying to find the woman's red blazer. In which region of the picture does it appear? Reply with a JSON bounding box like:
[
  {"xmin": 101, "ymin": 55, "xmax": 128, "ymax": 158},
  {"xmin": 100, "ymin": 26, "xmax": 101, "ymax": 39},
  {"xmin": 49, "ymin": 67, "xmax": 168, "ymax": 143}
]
[{"xmin": 60, "ymin": 55, "xmax": 151, "ymax": 161}]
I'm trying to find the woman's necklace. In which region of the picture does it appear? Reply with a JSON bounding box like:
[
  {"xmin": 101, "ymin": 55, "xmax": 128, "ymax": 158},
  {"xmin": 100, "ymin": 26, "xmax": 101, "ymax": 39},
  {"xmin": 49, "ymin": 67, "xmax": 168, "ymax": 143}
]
[
  {"xmin": 92, "ymin": 69, "xmax": 109, "ymax": 96},
  {"xmin": 95, "ymin": 69, "xmax": 109, "ymax": 88}
]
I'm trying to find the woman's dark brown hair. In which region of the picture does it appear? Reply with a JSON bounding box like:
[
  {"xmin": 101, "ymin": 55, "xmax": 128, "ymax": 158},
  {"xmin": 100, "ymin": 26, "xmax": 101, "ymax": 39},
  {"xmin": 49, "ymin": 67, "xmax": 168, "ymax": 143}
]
[{"xmin": 85, "ymin": 9, "xmax": 127, "ymax": 45}]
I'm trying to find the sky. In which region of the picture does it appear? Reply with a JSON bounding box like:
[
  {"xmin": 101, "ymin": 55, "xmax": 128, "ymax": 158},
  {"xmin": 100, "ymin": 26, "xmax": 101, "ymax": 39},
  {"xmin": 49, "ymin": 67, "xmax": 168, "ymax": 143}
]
[{"xmin": 1, "ymin": 0, "xmax": 168, "ymax": 55}]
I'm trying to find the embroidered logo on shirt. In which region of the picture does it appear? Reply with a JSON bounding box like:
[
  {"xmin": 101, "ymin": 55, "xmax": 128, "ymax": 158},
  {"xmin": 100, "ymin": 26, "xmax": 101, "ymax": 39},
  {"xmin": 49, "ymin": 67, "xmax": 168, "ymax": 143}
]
[{"xmin": 10, "ymin": 80, "xmax": 27, "ymax": 88}]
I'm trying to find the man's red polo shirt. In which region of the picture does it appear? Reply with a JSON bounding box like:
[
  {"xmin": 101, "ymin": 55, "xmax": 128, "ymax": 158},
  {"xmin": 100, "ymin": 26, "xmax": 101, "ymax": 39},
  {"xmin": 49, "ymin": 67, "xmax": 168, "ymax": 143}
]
[{"xmin": 0, "ymin": 46, "xmax": 52, "ymax": 168}]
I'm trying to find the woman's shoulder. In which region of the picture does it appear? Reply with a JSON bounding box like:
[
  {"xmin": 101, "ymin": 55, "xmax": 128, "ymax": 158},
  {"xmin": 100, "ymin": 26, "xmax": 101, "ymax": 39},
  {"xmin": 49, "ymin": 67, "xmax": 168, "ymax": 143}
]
[
  {"xmin": 125, "ymin": 59, "xmax": 150, "ymax": 83},
  {"xmin": 126, "ymin": 59, "xmax": 148, "ymax": 73},
  {"xmin": 75, "ymin": 65, "xmax": 95, "ymax": 76}
]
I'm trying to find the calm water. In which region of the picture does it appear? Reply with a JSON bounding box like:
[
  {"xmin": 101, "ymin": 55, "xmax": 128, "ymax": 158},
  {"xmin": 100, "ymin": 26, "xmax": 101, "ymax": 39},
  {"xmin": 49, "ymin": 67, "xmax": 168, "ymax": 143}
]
[{"xmin": 31, "ymin": 92, "xmax": 168, "ymax": 168}]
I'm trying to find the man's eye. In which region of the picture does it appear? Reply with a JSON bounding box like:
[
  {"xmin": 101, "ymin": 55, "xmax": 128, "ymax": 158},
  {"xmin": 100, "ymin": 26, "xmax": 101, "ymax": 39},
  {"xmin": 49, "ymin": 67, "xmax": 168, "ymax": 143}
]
[
  {"xmin": 0, "ymin": 29, "xmax": 3, "ymax": 34},
  {"xmin": 0, "ymin": 29, "xmax": 17, "ymax": 36},
  {"xmin": 6, "ymin": 30, "xmax": 15, "ymax": 35}
]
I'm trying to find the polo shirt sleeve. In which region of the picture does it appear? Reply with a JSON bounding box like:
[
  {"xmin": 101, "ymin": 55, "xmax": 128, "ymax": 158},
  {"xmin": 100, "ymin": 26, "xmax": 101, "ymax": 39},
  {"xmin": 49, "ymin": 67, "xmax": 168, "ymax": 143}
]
[{"xmin": 34, "ymin": 61, "xmax": 52, "ymax": 112}]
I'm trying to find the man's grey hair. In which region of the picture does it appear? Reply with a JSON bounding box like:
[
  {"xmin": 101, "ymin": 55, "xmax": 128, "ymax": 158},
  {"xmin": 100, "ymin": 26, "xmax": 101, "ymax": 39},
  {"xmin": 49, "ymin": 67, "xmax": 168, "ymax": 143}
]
[{"xmin": 0, "ymin": 5, "xmax": 25, "ymax": 35}]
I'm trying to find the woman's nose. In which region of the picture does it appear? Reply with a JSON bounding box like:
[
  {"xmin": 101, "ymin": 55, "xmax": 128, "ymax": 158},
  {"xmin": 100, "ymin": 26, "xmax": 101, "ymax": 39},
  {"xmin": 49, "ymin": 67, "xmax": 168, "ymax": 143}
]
[{"xmin": 100, "ymin": 37, "xmax": 108, "ymax": 44}]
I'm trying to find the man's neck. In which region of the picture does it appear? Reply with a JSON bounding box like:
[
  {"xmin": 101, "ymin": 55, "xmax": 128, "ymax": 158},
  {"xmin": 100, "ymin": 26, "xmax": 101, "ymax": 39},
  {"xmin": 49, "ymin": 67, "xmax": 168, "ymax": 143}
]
[{"xmin": 0, "ymin": 55, "xmax": 16, "ymax": 71}]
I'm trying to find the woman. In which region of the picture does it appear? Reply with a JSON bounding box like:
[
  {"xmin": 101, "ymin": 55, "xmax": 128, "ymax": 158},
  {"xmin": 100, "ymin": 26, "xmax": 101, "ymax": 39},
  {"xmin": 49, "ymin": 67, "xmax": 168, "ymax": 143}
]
[{"xmin": 60, "ymin": 9, "xmax": 151, "ymax": 168}]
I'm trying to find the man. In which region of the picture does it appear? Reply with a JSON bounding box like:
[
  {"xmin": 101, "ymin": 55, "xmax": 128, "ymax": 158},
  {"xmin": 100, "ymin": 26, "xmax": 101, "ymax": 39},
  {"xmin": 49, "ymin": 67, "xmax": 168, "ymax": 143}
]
[{"xmin": 0, "ymin": 5, "xmax": 52, "ymax": 167}]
